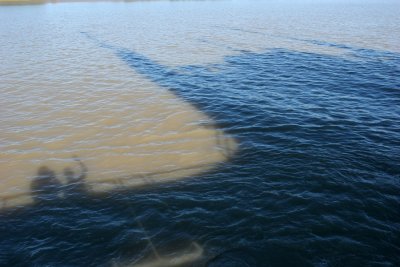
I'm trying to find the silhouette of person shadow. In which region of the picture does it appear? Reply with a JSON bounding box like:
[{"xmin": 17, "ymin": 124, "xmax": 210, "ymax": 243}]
[
  {"xmin": 30, "ymin": 157, "xmax": 89, "ymax": 204},
  {"xmin": 63, "ymin": 157, "xmax": 88, "ymax": 198},
  {"xmin": 30, "ymin": 166, "xmax": 63, "ymax": 204}
]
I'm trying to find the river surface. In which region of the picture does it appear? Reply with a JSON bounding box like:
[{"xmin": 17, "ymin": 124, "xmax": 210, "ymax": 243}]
[{"xmin": 1, "ymin": 0, "xmax": 400, "ymax": 266}]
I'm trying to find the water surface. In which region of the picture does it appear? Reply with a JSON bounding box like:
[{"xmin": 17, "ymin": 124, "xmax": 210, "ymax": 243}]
[{"xmin": 1, "ymin": 0, "xmax": 399, "ymax": 266}]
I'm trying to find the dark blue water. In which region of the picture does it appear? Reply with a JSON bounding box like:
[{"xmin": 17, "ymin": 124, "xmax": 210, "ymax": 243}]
[{"xmin": 1, "ymin": 37, "xmax": 400, "ymax": 266}]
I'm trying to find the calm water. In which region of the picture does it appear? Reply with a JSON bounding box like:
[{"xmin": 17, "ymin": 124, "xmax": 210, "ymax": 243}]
[{"xmin": 1, "ymin": 0, "xmax": 400, "ymax": 266}]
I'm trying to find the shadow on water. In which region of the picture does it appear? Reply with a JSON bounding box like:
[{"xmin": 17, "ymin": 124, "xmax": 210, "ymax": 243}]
[
  {"xmin": 30, "ymin": 158, "xmax": 88, "ymax": 204},
  {"xmin": 1, "ymin": 35, "xmax": 400, "ymax": 266},
  {"xmin": 63, "ymin": 157, "xmax": 88, "ymax": 198},
  {"xmin": 30, "ymin": 166, "xmax": 63, "ymax": 204},
  {"xmin": 1, "ymin": 159, "xmax": 210, "ymax": 267},
  {"xmin": 82, "ymin": 32, "xmax": 400, "ymax": 144}
]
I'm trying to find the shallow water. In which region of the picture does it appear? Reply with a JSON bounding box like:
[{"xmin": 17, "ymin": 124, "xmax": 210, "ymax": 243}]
[{"xmin": 1, "ymin": 0, "xmax": 400, "ymax": 266}]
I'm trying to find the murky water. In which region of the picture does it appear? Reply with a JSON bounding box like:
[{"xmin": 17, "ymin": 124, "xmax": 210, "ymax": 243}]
[{"xmin": 1, "ymin": 0, "xmax": 399, "ymax": 266}]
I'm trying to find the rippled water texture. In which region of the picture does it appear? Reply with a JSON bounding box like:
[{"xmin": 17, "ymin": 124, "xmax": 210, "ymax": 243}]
[{"xmin": 1, "ymin": 0, "xmax": 400, "ymax": 266}]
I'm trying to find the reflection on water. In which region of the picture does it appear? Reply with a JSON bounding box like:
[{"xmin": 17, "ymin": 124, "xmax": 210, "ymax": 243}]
[{"xmin": 114, "ymin": 242, "xmax": 204, "ymax": 267}]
